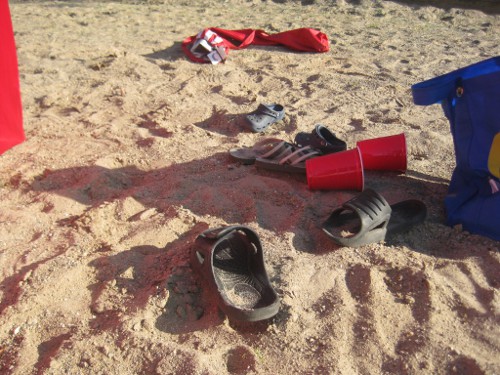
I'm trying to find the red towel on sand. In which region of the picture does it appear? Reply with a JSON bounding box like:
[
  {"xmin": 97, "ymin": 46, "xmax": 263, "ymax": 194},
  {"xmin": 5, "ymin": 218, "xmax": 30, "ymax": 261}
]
[
  {"xmin": 182, "ymin": 27, "xmax": 329, "ymax": 63},
  {"xmin": 0, "ymin": 0, "xmax": 24, "ymax": 155}
]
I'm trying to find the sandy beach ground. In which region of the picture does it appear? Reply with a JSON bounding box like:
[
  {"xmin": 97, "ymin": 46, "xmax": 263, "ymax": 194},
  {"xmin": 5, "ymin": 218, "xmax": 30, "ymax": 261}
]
[{"xmin": 1, "ymin": 0, "xmax": 499, "ymax": 374}]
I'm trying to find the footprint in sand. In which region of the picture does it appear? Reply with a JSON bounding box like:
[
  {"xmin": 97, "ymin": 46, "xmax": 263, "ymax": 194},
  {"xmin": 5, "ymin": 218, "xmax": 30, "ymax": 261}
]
[{"xmin": 344, "ymin": 263, "xmax": 431, "ymax": 374}]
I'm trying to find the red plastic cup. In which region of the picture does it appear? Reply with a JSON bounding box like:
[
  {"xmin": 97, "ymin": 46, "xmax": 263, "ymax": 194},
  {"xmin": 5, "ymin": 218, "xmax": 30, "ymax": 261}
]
[
  {"xmin": 306, "ymin": 147, "xmax": 364, "ymax": 191},
  {"xmin": 356, "ymin": 133, "xmax": 407, "ymax": 172}
]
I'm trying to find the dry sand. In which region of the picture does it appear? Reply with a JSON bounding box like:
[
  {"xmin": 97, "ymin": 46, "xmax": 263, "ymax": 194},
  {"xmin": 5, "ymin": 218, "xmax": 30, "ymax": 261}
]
[{"xmin": 1, "ymin": 0, "xmax": 499, "ymax": 374}]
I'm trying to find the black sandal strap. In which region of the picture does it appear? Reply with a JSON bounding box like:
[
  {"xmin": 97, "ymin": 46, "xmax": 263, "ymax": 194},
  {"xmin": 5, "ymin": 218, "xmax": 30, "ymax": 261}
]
[
  {"xmin": 323, "ymin": 189, "xmax": 392, "ymax": 247},
  {"xmin": 198, "ymin": 225, "xmax": 261, "ymax": 255},
  {"xmin": 343, "ymin": 189, "xmax": 391, "ymax": 225},
  {"xmin": 295, "ymin": 124, "xmax": 347, "ymax": 154}
]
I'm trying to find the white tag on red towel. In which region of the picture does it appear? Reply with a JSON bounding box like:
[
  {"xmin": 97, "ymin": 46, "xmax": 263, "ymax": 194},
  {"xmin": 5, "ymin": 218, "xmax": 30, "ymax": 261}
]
[{"xmin": 189, "ymin": 29, "xmax": 228, "ymax": 65}]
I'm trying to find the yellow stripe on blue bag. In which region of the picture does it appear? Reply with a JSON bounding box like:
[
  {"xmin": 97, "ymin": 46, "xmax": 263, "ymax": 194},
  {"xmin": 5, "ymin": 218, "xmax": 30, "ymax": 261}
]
[{"xmin": 488, "ymin": 133, "xmax": 500, "ymax": 178}]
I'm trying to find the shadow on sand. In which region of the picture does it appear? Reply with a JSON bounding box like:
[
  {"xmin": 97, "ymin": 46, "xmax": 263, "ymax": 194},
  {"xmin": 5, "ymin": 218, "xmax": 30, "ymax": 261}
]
[
  {"xmin": 388, "ymin": 0, "xmax": 500, "ymax": 15},
  {"xmin": 29, "ymin": 144, "xmax": 495, "ymax": 336}
]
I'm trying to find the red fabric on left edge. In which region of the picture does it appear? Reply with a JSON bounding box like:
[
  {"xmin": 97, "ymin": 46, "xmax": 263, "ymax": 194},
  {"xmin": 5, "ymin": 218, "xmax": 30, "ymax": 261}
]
[
  {"xmin": 182, "ymin": 27, "xmax": 329, "ymax": 63},
  {"xmin": 0, "ymin": 0, "xmax": 25, "ymax": 155}
]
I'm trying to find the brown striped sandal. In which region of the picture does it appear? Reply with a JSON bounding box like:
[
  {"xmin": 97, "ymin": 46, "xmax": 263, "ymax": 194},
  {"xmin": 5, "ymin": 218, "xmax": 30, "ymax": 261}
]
[
  {"xmin": 230, "ymin": 138, "xmax": 320, "ymax": 173},
  {"xmin": 254, "ymin": 143, "xmax": 320, "ymax": 174},
  {"xmin": 229, "ymin": 138, "xmax": 292, "ymax": 165}
]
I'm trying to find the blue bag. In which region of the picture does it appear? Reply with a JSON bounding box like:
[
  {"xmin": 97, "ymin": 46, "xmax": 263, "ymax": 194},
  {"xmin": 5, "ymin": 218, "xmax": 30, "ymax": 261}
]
[{"xmin": 412, "ymin": 56, "xmax": 500, "ymax": 241}]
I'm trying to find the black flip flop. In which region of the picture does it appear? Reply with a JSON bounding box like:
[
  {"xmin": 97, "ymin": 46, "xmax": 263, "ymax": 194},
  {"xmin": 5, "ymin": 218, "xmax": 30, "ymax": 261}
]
[
  {"xmin": 295, "ymin": 124, "xmax": 347, "ymax": 155},
  {"xmin": 191, "ymin": 226, "xmax": 280, "ymax": 322},
  {"xmin": 322, "ymin": 189, "xmax": 427, "ymax": 248}
]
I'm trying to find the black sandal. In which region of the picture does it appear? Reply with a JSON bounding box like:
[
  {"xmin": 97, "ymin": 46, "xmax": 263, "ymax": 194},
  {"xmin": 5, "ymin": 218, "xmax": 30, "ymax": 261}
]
[
  {"xmin": 191, "ymin": 225, "xmax": 280, "ymax": 322},
  {"xmin": 295, "ymin": 124, "xmax": 347, "ymax": 155},
  {"xmin": 322, "ymin": 189, "xmax": 427, "ymax": 248}
]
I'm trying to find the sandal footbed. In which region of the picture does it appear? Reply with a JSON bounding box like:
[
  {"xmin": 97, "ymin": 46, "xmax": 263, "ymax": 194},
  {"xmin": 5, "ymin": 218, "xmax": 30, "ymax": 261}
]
[{"xmin": 191, "ymin": 225, "xmax": 280, "ymax": 321}]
